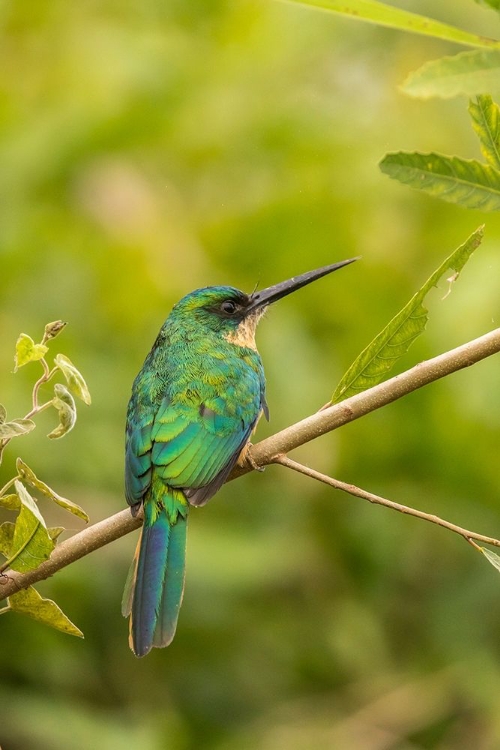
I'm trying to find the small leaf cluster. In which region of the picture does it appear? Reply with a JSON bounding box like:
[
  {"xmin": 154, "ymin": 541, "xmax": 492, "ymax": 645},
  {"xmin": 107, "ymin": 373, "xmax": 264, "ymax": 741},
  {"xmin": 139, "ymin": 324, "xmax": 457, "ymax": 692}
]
[{"xmin": 0, "ymin": 321, "xmax": 90, "ymax": 638}]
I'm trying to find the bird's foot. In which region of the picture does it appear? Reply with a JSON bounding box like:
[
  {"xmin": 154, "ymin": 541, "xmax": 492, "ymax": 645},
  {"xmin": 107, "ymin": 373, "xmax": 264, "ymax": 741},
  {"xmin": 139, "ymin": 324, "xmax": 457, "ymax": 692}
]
[{"xmin": 237, "ymin": 442, "xmax": 265, "ymax": 472}]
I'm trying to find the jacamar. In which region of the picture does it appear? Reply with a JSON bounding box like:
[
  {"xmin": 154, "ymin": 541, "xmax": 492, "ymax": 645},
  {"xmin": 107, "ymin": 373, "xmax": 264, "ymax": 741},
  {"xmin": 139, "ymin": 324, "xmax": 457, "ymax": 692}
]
[{"xmin": 123, "ymin": 258, "xmax": 357, "ymax": 656}]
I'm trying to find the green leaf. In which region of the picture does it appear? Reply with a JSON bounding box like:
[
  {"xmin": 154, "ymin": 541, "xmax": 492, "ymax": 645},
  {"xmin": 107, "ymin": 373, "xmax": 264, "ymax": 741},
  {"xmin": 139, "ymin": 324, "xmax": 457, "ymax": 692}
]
[
  {"xmin": 332, "ymin": 227, "xmax": 484, "ymax": 403},
  {"xmin": 14, "ymin": 333, "xmax": 48, "ymax": 371},
  {"xmin": 16, "ymin": 457, "xmax": 89, "ymax": 522},
  {"xmin": 0, "ymin": 404, "xmax": 6, "ymax": 424},
  {"xmin": 0, "ymin": 494, "xmax": 21, "ymax": 511},
  {"xmin": 0, "ymin": 418, "xmax": 36, "ymax": 439},
  {"xmin": 48, "ymin": 526, "xmax": 65, "ymax": 541},
  {"xmin": 285, "ymin": 0, "xmax": 500, "ymax": 49},
  {"xmin": 2, "ymin": 481, "xmax": 55, "ymax": 573},
  {"xmin": 379, "ymin": 152, "xmax": 500, "ymax": 211},
  {"xmin": 475, "ymin": 0, "xmax": 500, "ymax": 11},
  {"xmin": 479, "ymin": 546, "xmax": 500, "ymax": 572},
  {"xmin": 9, "ymin": 586, "xmax": 84, "ymax": 638},
  {"xmin": 469, "ymin": 95, "xmax": 500, "ymax": 169},
  {"xmin": 54, "ymin": 354, "xmax": 91, "ymax": 405},
  {"xmin": 0, "ymin": 521, "xmax": 15, "ymax": 556},
  {"xmin": 47, "ymin": 384, "xmax": 77, "ymax": 440},
  {"xmin": 401, "ymin": 49, "xmax": 500, "ymax": 99}
]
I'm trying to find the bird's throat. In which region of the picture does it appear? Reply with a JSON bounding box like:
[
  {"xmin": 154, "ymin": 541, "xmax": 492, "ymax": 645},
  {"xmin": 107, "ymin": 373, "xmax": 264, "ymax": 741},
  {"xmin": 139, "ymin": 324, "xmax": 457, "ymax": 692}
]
[{"xmin": 223, "ymin": 311, "xmax": 264, "ymax": 350}]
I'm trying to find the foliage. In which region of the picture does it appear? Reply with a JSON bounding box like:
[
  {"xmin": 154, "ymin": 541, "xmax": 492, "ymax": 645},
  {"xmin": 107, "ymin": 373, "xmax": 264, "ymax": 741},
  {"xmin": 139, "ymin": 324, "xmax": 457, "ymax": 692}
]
[{"xmin": 0, "ymin": 323, "xmax": 89, "ymax": 637}]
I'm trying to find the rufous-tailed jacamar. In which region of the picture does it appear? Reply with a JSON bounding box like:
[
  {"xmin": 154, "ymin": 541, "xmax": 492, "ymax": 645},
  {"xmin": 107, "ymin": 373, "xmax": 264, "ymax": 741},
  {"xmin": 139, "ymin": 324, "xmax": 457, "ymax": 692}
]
[{"xmin": 123, "ymin": 259, "xmax": 357, "ymax": 656}]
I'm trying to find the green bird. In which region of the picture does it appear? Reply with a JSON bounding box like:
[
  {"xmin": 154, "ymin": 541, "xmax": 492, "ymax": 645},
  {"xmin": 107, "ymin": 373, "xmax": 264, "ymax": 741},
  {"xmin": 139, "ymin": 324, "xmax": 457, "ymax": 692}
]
[{"xmin": 122, "ymin": 258, "xmax": 357, "ymax": 656}]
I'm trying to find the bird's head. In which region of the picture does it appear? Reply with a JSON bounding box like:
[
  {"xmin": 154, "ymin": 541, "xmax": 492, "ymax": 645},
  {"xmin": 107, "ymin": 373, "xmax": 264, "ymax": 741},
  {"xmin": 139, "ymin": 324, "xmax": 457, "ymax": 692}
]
[{"xmin": 169, "ymin": 258, "xmax": 359, "ymax": 349}]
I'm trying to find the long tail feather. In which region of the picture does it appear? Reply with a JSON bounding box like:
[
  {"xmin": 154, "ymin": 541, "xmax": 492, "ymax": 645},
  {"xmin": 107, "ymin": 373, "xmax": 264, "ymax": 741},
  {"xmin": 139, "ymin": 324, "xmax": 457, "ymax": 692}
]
[{"xmin": 124, "ymin": 491, "xmax": 187, "ymax": 657}]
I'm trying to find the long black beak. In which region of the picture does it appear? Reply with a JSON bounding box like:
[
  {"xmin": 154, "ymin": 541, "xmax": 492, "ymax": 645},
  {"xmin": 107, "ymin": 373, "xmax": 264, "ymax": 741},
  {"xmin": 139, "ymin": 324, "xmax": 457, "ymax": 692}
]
[{"xmin": 247, "ymin": 257, "xmax": 359, "ymax": 313}]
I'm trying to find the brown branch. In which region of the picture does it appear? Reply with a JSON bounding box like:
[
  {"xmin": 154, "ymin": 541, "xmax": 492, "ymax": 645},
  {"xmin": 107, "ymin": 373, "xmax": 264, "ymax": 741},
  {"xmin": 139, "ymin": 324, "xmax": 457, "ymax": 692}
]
[
  {"xmin": 274, "ymin": 455, "xmax": 500, "ymax": 549},
  {"xmin": 1, "ymin": 327, "xmax": 500, "ymax": 601}
]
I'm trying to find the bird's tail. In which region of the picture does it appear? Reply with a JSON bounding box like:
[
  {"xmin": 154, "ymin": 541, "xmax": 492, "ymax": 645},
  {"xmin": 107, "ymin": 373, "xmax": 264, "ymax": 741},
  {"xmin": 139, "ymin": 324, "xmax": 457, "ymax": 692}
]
[{"xmin": 122, "ymin": 482, "xmax": 188, "ymax": 657}]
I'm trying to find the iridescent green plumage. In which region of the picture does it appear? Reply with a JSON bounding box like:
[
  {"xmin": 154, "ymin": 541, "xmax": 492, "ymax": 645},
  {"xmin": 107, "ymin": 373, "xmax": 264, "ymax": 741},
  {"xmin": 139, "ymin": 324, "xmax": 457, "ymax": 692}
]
[{"xmin": 123, "ymin": 261, "xmax": 357, "ymax": 656}]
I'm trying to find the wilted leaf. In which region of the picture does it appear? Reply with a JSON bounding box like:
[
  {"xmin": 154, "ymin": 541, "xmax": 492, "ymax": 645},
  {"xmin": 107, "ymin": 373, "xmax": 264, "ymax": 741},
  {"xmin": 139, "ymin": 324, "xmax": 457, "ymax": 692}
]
[
  {"xmin": 0, "ymin": 521, "xmax": 15, "ymax": 556},
  {"xmin": 0, "ymin": 404, "xmax": 6, "ymax": 424},
  {"xmin": 4, "ymin": 481, "xmax": 55, "ymax": 573},
  {"xmin": 0, "ymin": 418, "xmax": 36, "ymax": 439},
  {"xmin": 0, "ymin": 494, "xmax": 21, "ymax": 511},
  {"xmin": 9, "ymin": 586, "xmax": 84, "ymax": 638},
  {"xmin": 47, "ymin": 384, "xmax": 77, "ymax": 440},
  {"xmin": 469, "ymin": 95, "xmax": 500, "ymax": 170},
  {"xmin": 16, "ymin": 457, "xmax": 89, "ymax": 522},
  {"xmin": 14, "ymin": 334, "xmax": 48, "ymax": 371},
  {"xmin": 401, "ymin": 49, "xmax": 500, "ymax": 99},
  {"xmin": 285, "ymin": 0, "xmax": 500, "ymax": 48},
  {"xmin": 54, "ymin": 354, "xmax": 91, "ymax": 405},
  {"xmin": 43, "ymin": 320, "xmax": 67, "ymax": 341},
  {"xmin": 380, "ymin": 152, "xmax": 500, "ymax": 211},
  {"xmin": 332, "ymin": 227, "xmax": 483, "ymax": 403},
  {"xmin": 480, "ymin": 546, "xmax": 500, "ymax": 572}
]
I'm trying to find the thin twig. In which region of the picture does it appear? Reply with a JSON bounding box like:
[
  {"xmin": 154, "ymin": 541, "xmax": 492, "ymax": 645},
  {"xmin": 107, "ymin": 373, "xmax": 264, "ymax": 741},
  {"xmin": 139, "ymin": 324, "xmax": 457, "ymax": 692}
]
[{"xmin": 274, "ymin": 455, "xmax": 500, "ymax": 548}]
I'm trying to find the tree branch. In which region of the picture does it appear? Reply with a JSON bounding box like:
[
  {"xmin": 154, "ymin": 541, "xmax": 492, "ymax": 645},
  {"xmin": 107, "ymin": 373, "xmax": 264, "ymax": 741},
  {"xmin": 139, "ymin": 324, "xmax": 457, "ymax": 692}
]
[
  {"xmin": 1, "ymin": 327, "xmax": 500, "ymax": 600},
  {"xmin": 274, "ymin": 455, "xmax": 500, "ymax": 549}
]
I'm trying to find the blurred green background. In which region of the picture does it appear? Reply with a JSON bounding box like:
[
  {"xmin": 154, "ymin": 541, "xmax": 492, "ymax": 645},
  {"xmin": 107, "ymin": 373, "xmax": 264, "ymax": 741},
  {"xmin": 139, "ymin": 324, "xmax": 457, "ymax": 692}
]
[{"xmin": 2, "ymin": 1, "xmax": 500, "ymax": 748}]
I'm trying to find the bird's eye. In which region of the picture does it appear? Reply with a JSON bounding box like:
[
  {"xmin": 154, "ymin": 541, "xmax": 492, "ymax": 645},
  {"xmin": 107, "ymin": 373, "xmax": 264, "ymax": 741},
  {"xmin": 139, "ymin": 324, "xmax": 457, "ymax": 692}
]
[{"xmin": 221, "ymin": 300, "xmax": 238, "ymax": 315}]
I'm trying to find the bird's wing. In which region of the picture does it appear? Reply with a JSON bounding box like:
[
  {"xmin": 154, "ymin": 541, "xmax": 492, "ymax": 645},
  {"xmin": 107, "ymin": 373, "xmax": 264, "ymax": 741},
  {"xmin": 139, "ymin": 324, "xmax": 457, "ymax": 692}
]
[{"xmin": 125, "ymin": 382, "xmax": 263, "ymax": 508}]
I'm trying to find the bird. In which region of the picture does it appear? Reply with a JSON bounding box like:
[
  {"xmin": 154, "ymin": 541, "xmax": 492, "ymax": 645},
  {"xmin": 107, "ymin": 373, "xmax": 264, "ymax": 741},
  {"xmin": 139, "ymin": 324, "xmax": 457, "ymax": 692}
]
[{"xmin": 122, "ymin": 258, "xmax": 357, "ymax": 656}]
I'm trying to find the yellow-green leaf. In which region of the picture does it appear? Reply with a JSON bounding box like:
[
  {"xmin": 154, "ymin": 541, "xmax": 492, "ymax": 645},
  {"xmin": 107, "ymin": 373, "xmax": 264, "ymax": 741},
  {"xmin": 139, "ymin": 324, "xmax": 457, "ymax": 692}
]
[
  {"xmin": 479, "ymin": 546, "xmax": 500, "ymax": 572},
  {"xmin": 54, "ymin": 354, "xmax": 91, "ymax": 405},
  {"xmin": 0, "ymin": 418, "xmax": 36, "ymax": 439},
  {"xmin": 401, "ymin": 49, "xmax": 500, "ymax": 100},
  {"xmin": 0, "ymin": 493, "xmax": 21, "ymax": 511},
  {"xmin": 0, "ymin": 404, "xmax": 6, "ymax": 424},
  {"xmin": 4, "ymin": 481, "xmax": 55, "ymax": 573},
  {"xmin": 14, "ymin": 333, "xmax": 48, "ymax": 371},
  {"xmin": 48, "ymin": 526, "xmax": 65, "ymax": 541},
  {"xmin": 0, "ymin": 521, "xmax": 15, "ymax": 556},
  {"xmin": 47, "ymin": 384, "xmax": 77, "ymax": 440},
  {"xmin": 9, "ymin": 586, "xmax": 84, "ymax": 638},
  {"xmin": 16, "ymin": 457, "xmax": 89, "ymax": 522},
  {"xmin": 332, "ymin": 227, "xmax": 484, "ymax": 403},
  {"xmin": 469, "ymin": 95, "xmax": 500, "ymax": 170}
]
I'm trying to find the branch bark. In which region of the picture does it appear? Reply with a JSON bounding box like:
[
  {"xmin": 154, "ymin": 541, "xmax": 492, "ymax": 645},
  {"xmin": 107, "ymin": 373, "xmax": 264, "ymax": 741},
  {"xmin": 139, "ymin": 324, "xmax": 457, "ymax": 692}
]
[{"xmin": 1, "ymin": 327, "xmax": 500, "ymax": 600}]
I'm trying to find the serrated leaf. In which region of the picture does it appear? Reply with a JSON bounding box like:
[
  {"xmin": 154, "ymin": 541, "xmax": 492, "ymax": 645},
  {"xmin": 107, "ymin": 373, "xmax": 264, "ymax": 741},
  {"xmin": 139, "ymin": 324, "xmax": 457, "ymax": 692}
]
[
  {"xmin": 9, "ymin": 586, "xmax": 84, "ymax": 638},
  {"xmin": 16, "ymin": 457, "xmax": 89, "ymax": 522},
  {"xmin": 0, "ymin": 521, "xmax": 15, "ymax": 556},
  {"xmin": 0, "ymin": 494, "xmax": 21, "ymax": 511},
  {"xmin": 380, "ymin": 152, "xmax": 500, "ymax": 211},
  {"xmin": 332, "ymin": 227, "xmax": 483, "ymax": 403},
  {"xmin": 285, "ymin": 0, "xmax": 500, "ymax": 49},
  {"xmin": 479, "ymin": 546, "xmax": 500, "ymax": 572},
  {"xmin": 3, "ymin": 481, "xmax": 55, "ymax": 573},
  {"xmin": 401, "ymin": 49, "xmax": 500, "ymax": 99},
  {"xmin": 469, "ymin": 95, "xmax": 500, "ymax": 170},
  {"xmin": 0, "ymin": 418, "xmax": 36, "ymax": 439},
  {"xmin": 14, "ymin": 334, "xmax": 48, "ymax": 371},
  {"xmin": 54, "ymin": 354, "xmax": 91, "ymax": 405},
  {"xmin": 47, "ymin": 384, "xmax": 77, "ymax": 440},
  {"xmin": 0, "ymin": 404, "xmax": 6, "ymax": 424}
]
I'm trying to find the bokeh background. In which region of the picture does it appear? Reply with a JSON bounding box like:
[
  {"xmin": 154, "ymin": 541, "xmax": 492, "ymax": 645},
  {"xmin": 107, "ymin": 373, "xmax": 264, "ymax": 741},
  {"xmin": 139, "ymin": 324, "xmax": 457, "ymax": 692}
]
[{"xmin": 2, "ymin": 1, "xmax": 500, "ymax": 748}]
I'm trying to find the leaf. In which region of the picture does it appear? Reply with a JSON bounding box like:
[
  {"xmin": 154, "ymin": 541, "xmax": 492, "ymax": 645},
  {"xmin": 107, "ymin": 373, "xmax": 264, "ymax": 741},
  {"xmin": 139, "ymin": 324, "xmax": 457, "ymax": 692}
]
[
  {"xmin": 16, "ymin": 457, "xmax": 89, "ymax": 522},
  {"xmin": 401, "ymin": 49, "xmax": 500, "ymax": 99},
  {"xmin": 285, "ymin": 0, "xmax": 500, "ymax": 49},
  {"xmin": 8, "ymin": 586, "xmax": 84, "ymax": 638},
  {"xmin": 0, "ymin": 418, "xmax": 36, "ymax": 439},
  {"xmin": 48, "ymin": 526, "xmax": 65, "ymax": 541},
  {"xmin": 0, "ymin": 494, "xmax": 21, "ymax": 511},
  {"xmin": 54, "ymin": 354, "xmax": 91, "ymax": 405},
  {"xmin": 469, "ymin": 95, "xmax": 500, "ymax": 170},
  {"xmin": 475, "ymin": 0, "xmax": 500, "ymax": 11},
  {"xmin": 47, "ymin": 384, "xmax": 77, "ymax": 440},
  {"xmin": 14, "ymin": 333, "xmax": 48, "ymax": 371},
  {"xmin": 332, "ymin": 227, "xmax": 484, "ymax": 403},
  {"xmin": 479, "ymin": 546, "xmax": 500, "ymax": 572},
  {"xmin": 0, "ymin": 521, "xmax": 15, "ymax": 556},
  {"xmin": 0, "ymin": 404, "xmax": 6, "ymax": 424},
  {"xmin": 43, "ymin": 320, "xmax": 67, "ymax": 341},
  {"xmin": 379, "ymin": 152, "xmax": 500, "ymax": 211},
  {"xmin": 3, "ymin": 481, "xmax": 55, "ymax": 573}
]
